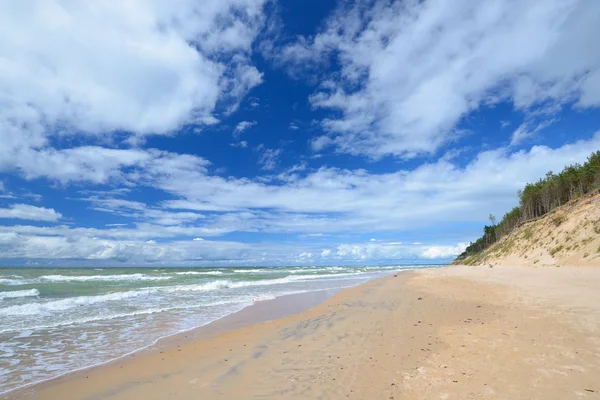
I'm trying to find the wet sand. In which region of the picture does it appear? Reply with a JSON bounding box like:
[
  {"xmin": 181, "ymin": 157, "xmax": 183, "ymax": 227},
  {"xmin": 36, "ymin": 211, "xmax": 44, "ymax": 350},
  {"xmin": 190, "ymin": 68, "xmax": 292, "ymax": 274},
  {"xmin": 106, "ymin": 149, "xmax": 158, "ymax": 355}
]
[{"xmin": 10, "ymin": 266, "xmax": 600, "ymax": 399}]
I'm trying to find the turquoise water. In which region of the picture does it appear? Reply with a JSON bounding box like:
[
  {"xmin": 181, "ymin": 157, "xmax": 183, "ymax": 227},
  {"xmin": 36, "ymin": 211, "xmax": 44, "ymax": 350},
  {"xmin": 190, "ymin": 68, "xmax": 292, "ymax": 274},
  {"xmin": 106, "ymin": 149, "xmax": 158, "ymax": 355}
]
[{"xmin": 0, "ymin": 265, "xmax": 420, "ymax": 394}]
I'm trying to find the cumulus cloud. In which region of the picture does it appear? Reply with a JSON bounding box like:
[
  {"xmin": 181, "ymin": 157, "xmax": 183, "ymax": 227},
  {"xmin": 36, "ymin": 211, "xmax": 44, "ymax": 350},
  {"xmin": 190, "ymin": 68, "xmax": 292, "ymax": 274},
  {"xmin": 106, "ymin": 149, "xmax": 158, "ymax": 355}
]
[
  {"xmin": 0, "ymin": 0, "xmax": 266, "ymax": 180},
  {"xmin": 0, "ymin": 204, "xmax": 62, "ymax": 221},
  {"xmin": 275, "ymin": 0, "xmax": 600, "ymax": 158},
  {"xmin": 321, "ymin": 249, "xmax": 332, "ymax": 257},
  {"xmin": 422, "ymin": 243, "xmax": 468, "ymax": 259},
  {"xmin": 0, "ymin": 232, "xmax": 254, "ymax": 263},
  {"xmin": 0, "ymin": 229, "xmax": 460, "ymax": 264}
]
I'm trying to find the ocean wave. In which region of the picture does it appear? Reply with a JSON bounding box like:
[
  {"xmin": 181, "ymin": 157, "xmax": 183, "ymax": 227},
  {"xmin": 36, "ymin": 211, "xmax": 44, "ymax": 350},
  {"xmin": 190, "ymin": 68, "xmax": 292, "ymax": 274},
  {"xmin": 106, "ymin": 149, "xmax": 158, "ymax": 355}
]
[
  {"xmin": 160, "ymin": 280, "xmax": 232, "ymax": 293},
  {"xmin": 0, "ymin": 277, "xmax": 27, "ymax": 285},
  {"xmin": 0, "ymin": 290, "xmax": 154, "ymax": 317},
  {"xmin": 287, "ymin": 266, "xmax": 349, "ymax": 274},
  {"xmin": 0, "ymin": 289, "xmax": 40, "ymax": 300},
  {"xmin": 174, "ymin": 271, "xmax": 224, "ymax": 275},
  {"xmin": 0, "ymin": 272, "xmax": 376, "ymax": 317},
  {"xmin": 233, "ymin": 269, "xmax": 265, "ymax": 273},
  {"xmin": 38, "ymin": 274, "xmax": 172, "ymax": 282},
  {"xmin": 0, "ymin": 280, "xmax": 237, "ymax": 317},
  {"xmin": 0, "ymin": 299, "xmax": 247, "ymax": 333}
]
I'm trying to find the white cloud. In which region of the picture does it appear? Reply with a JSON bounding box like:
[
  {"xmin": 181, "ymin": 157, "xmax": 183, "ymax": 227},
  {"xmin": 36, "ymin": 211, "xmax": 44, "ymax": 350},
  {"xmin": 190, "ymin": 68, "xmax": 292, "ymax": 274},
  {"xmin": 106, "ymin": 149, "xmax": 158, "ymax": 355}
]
[
  {"xmin": 79, "ymin": 194, "xmax": 205, "ymax": 226},
  {"xmin": 248, "ymin": 97, "xmax": 260, "ymax": 108},
  {"xmin": 0, "ymin": 232, "xmax": 255, "ymax": 263},
  {"xmin": 256, "ymin": 145, "xmax": 282, "ymax": 170},
  {"xmin": 149, "ymin": 134, "xmax": 600, "ymax": 235},
  {"xmin": 276, "ymin": 0, "xmax": 600, "ymax": 158},
  {"xmin": 0, "ymin": 226, "xmax": 463, "ymax": 264},
  {"xmin": 0, "ymin": 204, "xmax": 62, "ymax": 221},
  {"xmin": 230, "ymin": 140, "xmax": 249, "ymax": 148},
  {"xmin": 510, "ymin": 119, "xmax": 555, "ymax": 146},
  {"xmin": 0, "ymin": 0, "xmax": 266, "ymax": 180},
  {"xmin": 422, "ymin": 243, "xmax": 468, "ymax": 259},
  {"xmin": 334, "ymin": 241, "xmax": 417, "ymax": 261},
  {"xmin": 289, "ymin": 122, "xmax": 300, "ymax": 130},
  {"xmin": 193, "ymin": 237, "xmax": 204, "ymax": 241},
  {"xmin": 233, "ymin": 121, "xmax": 257, "ymax": 135}
]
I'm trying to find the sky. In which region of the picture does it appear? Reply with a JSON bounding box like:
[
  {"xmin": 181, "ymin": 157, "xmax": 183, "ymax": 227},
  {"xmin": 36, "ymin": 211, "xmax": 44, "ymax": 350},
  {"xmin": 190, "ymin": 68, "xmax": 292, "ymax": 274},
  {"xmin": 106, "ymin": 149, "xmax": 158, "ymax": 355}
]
[{"xmin": 0, "ymin": 0, "xmax": 599, "ymax": 267}]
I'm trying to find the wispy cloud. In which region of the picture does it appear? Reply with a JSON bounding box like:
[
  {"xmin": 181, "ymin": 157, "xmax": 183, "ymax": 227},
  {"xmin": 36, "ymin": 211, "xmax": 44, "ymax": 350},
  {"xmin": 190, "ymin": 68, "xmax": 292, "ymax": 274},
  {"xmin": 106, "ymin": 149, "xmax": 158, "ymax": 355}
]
[
  {"xmin": 233, "ymin": 121, "xmax": 258, "ymax": 136},
  {"xmin": 230, "ymin": 140, "xmax": 249, "ymax": 148},
  {"xmin": 256, "ymin": 145, "xmax": 282, "ymax": 170},
  {"xmin": 510, "ymin": 119, "xmax": 556, "ymax": 146}
]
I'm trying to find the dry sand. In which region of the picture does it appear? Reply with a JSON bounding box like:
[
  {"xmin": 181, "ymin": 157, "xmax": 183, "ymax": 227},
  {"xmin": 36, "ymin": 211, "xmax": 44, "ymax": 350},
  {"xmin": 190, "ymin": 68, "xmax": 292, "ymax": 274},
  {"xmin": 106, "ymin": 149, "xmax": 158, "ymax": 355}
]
[{"xmin": 9, "ymin": 266, "xmax": 600, "ymax": 400}]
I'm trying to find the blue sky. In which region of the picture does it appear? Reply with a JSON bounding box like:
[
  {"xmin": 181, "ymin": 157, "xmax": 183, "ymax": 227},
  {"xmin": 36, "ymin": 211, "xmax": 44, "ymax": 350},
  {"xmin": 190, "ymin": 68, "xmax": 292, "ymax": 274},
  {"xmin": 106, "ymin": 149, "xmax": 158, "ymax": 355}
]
[{"xmin": 0, "ymin": 0, "xmax": 599, "ymax": 266}]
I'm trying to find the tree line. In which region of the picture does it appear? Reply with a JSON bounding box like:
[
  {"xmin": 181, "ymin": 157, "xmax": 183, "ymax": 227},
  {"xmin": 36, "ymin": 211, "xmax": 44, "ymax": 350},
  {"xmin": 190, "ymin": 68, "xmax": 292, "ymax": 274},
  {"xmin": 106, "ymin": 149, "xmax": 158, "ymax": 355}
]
[{"xmin": 457, "ymin": 150, "xmax": 600, "ymax": 260}]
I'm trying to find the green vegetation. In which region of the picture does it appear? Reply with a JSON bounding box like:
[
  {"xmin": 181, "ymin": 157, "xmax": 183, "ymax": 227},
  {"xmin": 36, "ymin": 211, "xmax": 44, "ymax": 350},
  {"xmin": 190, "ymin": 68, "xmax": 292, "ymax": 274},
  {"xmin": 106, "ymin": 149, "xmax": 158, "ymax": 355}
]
[
  {"xmin": 456, "ymin": 151, "xmax": 600, "ymax": 261},
  {"xmin": 523, "ymin": 227, "xmax": 533, "ymax": 240},
  {"xmin": 552, "ymin": 214, "xmax": 566, "ymax": 226},
  {"xmin": 597, "ymin": 246, "xmax": 600, "ymax": 254},
  {"xmin": 550, "ymin": 245, "xmax": 564, "ymax": 256}
]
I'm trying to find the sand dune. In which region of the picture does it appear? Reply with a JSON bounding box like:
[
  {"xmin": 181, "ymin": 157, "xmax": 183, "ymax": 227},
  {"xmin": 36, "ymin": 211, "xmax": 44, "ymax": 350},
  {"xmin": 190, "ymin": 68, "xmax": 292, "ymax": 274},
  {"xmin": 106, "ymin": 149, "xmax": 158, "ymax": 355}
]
[{"xmin": 458, "ymin": 191, "xmax": 600, "ymax": 267}]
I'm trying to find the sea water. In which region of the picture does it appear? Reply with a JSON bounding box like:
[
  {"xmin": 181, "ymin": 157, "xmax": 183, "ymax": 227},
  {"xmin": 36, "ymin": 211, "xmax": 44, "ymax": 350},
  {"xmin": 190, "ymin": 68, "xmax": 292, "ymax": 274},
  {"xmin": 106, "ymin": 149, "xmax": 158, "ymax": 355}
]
[{"xmin": 0, "ymin": 265, "xmax": 423, "ymax": 393}]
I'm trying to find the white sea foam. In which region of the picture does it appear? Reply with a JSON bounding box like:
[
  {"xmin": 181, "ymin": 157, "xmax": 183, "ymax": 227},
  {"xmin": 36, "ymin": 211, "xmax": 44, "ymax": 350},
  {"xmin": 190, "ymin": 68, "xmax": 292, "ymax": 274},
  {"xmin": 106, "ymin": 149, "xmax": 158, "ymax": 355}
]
[
  {"xmin": 0, "ymin": 299, "xmax": 247, "ymax": 333},
  {"xmin": 233, "ymin": 269, "xmax": 265, "ymax": 273},
  {"xmin": 0, "ymin": 280, "xmax": 239, "ymax": 317},
  {"xmin": 160, "ymin": 280, "xmax": 232, "ymax": 293},
  {"xmin": 39, "ymin": 274, "xmax": 172, "ymax": 282},
  {"xmin": 0, "ymin": 277, "xmax": 27, "ymax": 285},
  {"xmin": 0, "ymin": 289, "xmax": 40, "ymax": 300},
  {"xmin": 0, "ymin": 270, "xmax": 384, "ymax": 318},
  {"xmin": 0, "ymin": 290, "xmax": 154, "ymax": 316},
  {"xmin": 174, "ymin": 271, "xmax": 224, "ymax": 275}
]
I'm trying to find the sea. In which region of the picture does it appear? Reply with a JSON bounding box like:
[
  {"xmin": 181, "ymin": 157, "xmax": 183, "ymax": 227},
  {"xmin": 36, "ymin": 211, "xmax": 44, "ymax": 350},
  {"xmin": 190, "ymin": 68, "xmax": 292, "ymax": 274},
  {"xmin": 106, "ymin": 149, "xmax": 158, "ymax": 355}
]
[{"xmin": 0, "ymin": 265, "xmax": 427, "ymax": 394}]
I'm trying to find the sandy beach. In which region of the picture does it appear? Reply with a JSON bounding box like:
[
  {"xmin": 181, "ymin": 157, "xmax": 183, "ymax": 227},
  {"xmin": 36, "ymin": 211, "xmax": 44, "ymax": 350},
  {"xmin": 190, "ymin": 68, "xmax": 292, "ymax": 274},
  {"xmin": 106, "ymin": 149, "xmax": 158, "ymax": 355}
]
[{"xmin": 10, "ymin": 266, "xmax": 600, "ymax": 400}]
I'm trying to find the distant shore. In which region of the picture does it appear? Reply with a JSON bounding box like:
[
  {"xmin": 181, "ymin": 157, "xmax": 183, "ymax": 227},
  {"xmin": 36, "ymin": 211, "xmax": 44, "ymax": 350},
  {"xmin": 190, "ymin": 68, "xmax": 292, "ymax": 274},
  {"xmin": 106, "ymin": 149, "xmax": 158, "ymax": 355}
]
[{"xmin": 11, "ymin": 266, "xmax": 600, "ymax": 400}]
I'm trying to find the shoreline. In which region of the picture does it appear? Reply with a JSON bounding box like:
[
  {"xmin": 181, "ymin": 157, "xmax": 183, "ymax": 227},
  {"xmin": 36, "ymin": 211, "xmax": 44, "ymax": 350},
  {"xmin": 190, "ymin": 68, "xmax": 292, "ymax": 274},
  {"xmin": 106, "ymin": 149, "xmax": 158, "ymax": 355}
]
[
  {"xmin": 3, "ymin": 275, "xmax": 391, "ymax": 397},
  {"xmin": 10, "ymin": 265, "xmax": 600, "ymax": 399}
]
